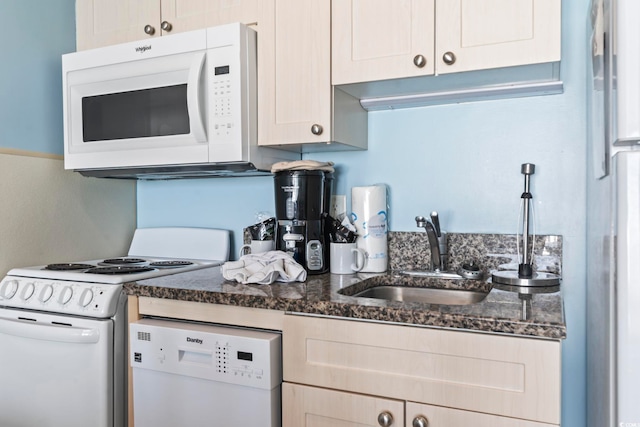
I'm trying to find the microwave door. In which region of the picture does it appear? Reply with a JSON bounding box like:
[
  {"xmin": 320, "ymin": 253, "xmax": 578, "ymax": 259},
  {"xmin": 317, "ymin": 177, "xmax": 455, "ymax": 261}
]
[{"xmin": 64, "ymin": 51, "xmax": 209, "ymax": 170}]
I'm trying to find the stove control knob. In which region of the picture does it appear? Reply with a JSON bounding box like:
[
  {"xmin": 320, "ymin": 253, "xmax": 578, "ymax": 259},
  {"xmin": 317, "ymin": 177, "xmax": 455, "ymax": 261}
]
[
  {"xmin": 79, "ymin": 288, "xmax": 94, "ymax": 307},
  {"xmin": 20, "ymin": 282, "xmax": 35, "ymax": 301},
  {"xmin": 39, "ymin": 284, "xmax": 54, "ymax": 303},
  {"xmin": 58, "ymin": 286, "xmax": 73, "ymax": 305},
  {"xmin": 0, "ymin": 280, "xmax": 19, "ymax": 299}
]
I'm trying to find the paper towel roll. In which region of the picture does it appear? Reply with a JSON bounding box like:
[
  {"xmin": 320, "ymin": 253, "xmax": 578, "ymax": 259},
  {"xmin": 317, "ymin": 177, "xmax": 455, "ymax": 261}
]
[{"xmin": 350, "ymin": 185, "xmax": 388, "ymax": 272}]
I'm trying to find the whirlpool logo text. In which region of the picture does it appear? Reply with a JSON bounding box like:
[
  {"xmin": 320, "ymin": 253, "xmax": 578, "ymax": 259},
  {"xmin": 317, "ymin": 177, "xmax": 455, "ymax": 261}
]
[{"xmin": 135, "ymin": 45, "xmax": 152, "ymax": 53}]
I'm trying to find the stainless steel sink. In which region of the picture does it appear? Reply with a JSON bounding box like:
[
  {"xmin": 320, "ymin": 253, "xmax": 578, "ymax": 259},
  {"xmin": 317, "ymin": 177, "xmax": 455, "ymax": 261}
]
[{"xmin": 348, "ymin": 285, "xmax": 488, "ymax": 305}]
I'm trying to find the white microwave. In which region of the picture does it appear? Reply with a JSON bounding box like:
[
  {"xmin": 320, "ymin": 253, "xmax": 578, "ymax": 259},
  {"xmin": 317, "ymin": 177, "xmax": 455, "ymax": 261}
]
[{"xmin": 62, "ymin": 22, "xmax": 297, "ymax": 179}]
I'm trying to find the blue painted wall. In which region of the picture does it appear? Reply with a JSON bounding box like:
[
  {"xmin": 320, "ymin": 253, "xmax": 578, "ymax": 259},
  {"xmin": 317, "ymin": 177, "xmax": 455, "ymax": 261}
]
[
  {"xmin": 0, "ymin": 1, "xmax": 588, "ymax": 424},
  {"xmin": 141, "ymin": 2, "xmax": 586, "ymax": 426},
  {"xmin": 0, "ymin": 0, "xmax": 75, "ymax": 154}
]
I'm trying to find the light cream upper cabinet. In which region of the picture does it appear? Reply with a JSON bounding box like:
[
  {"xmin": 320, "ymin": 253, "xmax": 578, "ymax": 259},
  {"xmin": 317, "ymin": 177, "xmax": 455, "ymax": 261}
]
[
  {"xmin": 160, "ymin": 0, "xmax": 258, "ymax": 34},
  {"xmin": 76, "ymin": 0, "xmax": 159, "ymax": 50},
  {"xmin": 332, "ymin": 0, "xmax": 561, "ymax": 84},
  {"xmin": 332, "ymin": 0, "xmax": 435, "ymax": 86},
  {"xmin": 76, "ymin": 0, "xmax": 259, "ymax": 51},
  {"xmin": 435, "ymin": 0, "xmax": 561, "ymax": 74},
  {"xmin": 257, "ymin": 0, "xmax": 332, "ymax": 147},
  {"xmin": 257, "ymin": 0, "xmax": 367, "ymax": 149},
  {"xmin": 257, "ymin": 0, "xmax": 331, "ymax": 146}
]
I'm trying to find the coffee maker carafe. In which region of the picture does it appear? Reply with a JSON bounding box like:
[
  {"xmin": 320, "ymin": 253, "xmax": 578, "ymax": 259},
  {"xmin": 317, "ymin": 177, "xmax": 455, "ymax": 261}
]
[{"xmin": 274, "ymin": 170, "xmax": 333, "ymax": 274}]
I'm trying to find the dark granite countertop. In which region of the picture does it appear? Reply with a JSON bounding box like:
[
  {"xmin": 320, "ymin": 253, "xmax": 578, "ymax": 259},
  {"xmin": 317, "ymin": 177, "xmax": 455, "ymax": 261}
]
[{"xmin": 124, "ymin": 265, "xmax": 566, "ymax": 340}]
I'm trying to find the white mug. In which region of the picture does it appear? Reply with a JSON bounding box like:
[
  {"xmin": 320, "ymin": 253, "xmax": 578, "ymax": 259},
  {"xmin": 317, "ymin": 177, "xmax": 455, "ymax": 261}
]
[
  {"xmin": 330, "ymin": 243, "xmax": 366, "ymax": 274},
  {"xmin": 239, "ymin": 240, "xmax": 275, "ymax": 257}
]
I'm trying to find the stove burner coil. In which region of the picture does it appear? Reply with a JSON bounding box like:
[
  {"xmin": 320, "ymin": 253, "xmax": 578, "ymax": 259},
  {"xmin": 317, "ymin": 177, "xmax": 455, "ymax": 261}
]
[
  {"xmin": 148, "ymin": 260, "xmax": 194, "ymax": 268},
  {"xmin": 101, "ymin": 258, "xmax": 148, "ymax": 266},
  {"xmin": 44, "ymin": 263, "xmax": 94, "ymax": 271},
  {"xmin": 85, "ymin": 266, "xmax": 156, "ymax": 275}
]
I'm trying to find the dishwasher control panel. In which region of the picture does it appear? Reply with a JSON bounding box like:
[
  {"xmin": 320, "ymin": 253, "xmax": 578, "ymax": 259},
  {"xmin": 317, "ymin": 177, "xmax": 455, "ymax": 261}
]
[{"xmin": 130, "ymin": 318, "xmax": 282, "ymax": 390}]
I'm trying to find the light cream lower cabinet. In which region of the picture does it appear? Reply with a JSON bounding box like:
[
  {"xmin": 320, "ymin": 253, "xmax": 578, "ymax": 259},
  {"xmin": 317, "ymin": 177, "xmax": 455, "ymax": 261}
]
[
  {"xmin": 284, "ymin": 384, "xmax": 559, "ymax": 427},
  {"xmin": 283, "ymin": 383, "xmax": 405, "ymax": 427},
  {"xmin": 283, "ymin": 315, "xmax": 561, "ymax": 427}
]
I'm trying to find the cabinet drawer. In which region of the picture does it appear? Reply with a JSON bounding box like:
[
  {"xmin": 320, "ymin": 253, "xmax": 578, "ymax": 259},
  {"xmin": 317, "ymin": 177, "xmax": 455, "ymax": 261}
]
[
  {"xmin": 407, "ymin": 401, "xmax": 559, "ymax": 427},
  {"xmin": 283, "ymin": 383, "xmax": 404, "ymax": 427},
  {"xmin": 283, "ymin": 315, "xmax": 560, "ymax": 424}
]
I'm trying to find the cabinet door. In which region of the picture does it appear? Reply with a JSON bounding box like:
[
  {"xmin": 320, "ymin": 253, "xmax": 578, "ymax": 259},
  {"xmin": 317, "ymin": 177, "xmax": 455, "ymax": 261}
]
[
  {"xmin": 76, "ymin": 0, "xmax": 160, "ymax": 50},
  {"xmin": 159, "ymin": 0, "xmax": 259, "ymax": 34},
  {"xmin": 435, "ymin": 0, "xmax": 561, "ymax": 74},
  {"xmin": 257, "ymin": 0, "xmax": 332, "ymax": 146},
  {"xmin": 283, "ymin": 383, "xmax": 404, "ymax": 427},
  {"xmin": 332, "ymin": 0, "xmax": 435, "ymax": 85},
  {"xmin": 406, "ymin": 402, "xmax": 559, "ymax": 427},
  {"xmin": 283, "ymin": 315, "xmax": 561, "ymax": 425}
]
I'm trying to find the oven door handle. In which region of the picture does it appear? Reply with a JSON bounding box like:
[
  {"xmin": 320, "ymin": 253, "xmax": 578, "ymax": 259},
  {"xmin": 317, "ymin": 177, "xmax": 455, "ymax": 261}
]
[
  {"xmin": 187, "ymin": 51, "xmax": 207, "ymax": 143},
  {"xmin": 0, "ymin": 317, "xmax": 100, "ymax": 344}
]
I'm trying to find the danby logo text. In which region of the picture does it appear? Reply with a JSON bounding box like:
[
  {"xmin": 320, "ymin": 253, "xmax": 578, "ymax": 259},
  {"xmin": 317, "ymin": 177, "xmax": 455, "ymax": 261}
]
[
  {"xmin": 186, "ymin": 337, "xmax": 203, "ymax": 344},
  {"xmin": 135, "ymin": 45, "xmax": 152, "ymax": 53}
]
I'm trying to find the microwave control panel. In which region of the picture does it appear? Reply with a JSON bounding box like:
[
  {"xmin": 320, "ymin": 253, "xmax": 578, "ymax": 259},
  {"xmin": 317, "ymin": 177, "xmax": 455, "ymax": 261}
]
[
  {"xmin": 211, "ymin": 64, "xmax": 234, "ymax": 140},
  {"xmin": 206, "ymin": 24, "xmax": 255, "ymax": 148}
]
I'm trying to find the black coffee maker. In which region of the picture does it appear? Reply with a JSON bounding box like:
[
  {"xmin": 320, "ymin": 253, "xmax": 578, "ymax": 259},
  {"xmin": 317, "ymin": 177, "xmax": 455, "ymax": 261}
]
[{"xmin": 274, "ymin": 170, "xmax": 333, "ymax": 274}]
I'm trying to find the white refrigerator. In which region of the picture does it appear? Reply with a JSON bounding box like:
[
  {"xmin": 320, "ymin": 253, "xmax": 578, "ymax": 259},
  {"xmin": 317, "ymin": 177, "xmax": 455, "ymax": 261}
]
[{"xmin": 588, "ymin": 0, "xmax": 640, "ymax": 426}]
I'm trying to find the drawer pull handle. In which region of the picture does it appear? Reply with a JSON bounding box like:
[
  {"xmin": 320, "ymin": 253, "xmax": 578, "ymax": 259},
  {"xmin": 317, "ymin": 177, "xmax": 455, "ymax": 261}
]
[
  {"xmin": 443, "ymin": 51, "xmax": 457, "ymax": 65},
  {"xmin": 311, "ymin": 124, "xmax": 324, "ymax": 135},
  {"xmin": 413, "ymin": 415, "xmax": 429, "ymax": 427},
  {"xmin": 413, "ymin": 54, "xmax": 427, "ymax": 68},
  {"xmin": 377, "ymin": 411, "xmax": 394, "ymax": 426},
  {"xmin": 144, "ymin": 24, "xmax": 155, "ymax": 35},
  {"xmin": 161, "ymin": 21, "xmax": 173, "ymax": 32}
]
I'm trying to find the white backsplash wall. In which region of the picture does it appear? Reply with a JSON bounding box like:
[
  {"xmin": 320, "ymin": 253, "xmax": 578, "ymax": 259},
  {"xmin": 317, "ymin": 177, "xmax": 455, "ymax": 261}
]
[
  {"xmin": 137, "ymin": 1, "xmax": 589, "ymax": 426},
  {"xmin": 0, "ymin": 153, "xmax": 136, "ymax": 276}
]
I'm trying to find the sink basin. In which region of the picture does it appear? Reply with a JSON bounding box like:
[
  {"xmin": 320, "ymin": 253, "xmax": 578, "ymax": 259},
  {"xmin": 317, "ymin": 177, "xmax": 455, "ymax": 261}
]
[{"xmin": 347, "ymin": 285, "xmax": 488, "ymax": 305}]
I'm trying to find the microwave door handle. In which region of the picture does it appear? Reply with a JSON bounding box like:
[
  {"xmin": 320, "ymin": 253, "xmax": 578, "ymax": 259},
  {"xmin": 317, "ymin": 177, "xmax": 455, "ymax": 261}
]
[{"xmin": 187, "ymin": 52, "xmax": 207, "ymax": 142}]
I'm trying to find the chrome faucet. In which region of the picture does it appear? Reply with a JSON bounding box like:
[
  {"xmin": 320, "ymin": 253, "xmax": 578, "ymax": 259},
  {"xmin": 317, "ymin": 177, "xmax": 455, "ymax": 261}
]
[{"xmin": 415, "ymin": 212, "xmax": 447, "ymax": 271}]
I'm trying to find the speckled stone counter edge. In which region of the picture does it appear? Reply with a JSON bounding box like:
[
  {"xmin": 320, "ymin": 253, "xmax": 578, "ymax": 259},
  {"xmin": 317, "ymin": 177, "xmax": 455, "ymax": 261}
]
[{"xmin": 126, "ymin": 231, "xmax": 566, "ymax": 339}]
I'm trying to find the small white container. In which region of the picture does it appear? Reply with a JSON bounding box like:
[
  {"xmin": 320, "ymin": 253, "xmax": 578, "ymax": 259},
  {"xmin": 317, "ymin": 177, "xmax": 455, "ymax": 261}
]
[{"xmin": 350, "ymin": 185, "xmax": 388, "ymax": 272}]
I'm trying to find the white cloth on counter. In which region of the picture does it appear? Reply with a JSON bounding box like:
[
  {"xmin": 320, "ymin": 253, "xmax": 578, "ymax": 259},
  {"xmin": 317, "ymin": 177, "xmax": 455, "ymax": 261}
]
[
  {"xmin": 222, "ymin": 250, "xmax": 307, "ymax": 285},
  {"xmin": 270, "ymin": 160, "xmax": 335, "ymax": 173}
]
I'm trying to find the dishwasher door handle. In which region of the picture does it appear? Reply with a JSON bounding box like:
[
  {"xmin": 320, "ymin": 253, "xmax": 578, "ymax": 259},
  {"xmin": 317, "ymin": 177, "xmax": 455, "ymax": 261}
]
[{"xmin": 0, "ymin": 317, "xmax": 100, "ymax": 344}]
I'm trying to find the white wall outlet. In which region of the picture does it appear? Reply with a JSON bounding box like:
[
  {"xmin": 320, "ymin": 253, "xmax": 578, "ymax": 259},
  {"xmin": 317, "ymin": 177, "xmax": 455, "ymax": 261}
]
[{"xmin": 330, "ymin": 195, "xmax": 347, "ymax": 219}]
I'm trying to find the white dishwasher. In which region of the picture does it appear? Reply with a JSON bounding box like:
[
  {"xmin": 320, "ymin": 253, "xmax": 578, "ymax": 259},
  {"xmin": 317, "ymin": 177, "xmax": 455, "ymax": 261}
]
[{"xmin": 130, "ymin": 318, "xmax": 282, "ymax": 427}]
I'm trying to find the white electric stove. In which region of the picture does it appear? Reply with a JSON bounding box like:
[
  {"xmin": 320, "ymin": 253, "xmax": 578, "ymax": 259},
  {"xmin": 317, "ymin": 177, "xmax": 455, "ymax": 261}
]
[{"xmin": 0, "ymin": 227, "xmax": 230, "ymax": 427}]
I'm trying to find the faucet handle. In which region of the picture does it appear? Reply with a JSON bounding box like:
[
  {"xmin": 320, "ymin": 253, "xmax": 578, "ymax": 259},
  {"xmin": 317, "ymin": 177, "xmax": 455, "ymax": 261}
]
[
  {"xmin": 415, "ymin": 216, "xmax": 427, "ymax": 227},
  {"xmin": 430, "ymin": 211, "xmax": 441, "ymax": 237}
]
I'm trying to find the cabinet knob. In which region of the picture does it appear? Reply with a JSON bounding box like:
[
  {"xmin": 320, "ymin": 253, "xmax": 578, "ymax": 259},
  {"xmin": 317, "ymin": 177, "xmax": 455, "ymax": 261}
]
[
  {"xmin": 144, "ymin": 24, "xmax": 156, "ymax": 35},
  {"xmin": 377, "ymin": 411, "xmax": 394, "ymax": 427},
  {"xmin": 412, "ymin": 415, "xmax": 429, "ymax": 427},
  {"xmin": 311, "ymin": 124, "xmax": 324, "ymax": 135},
  {"xmin": 413, "ymin": 54, "xmax": 427, "ymax": 68},
  {"xmin": 161, "ymin": 21, "xmax": 173, "ymax": 32},
  {"xmin": 442, "ymin": 51, "xmax": 457, "ymax": 65}
]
